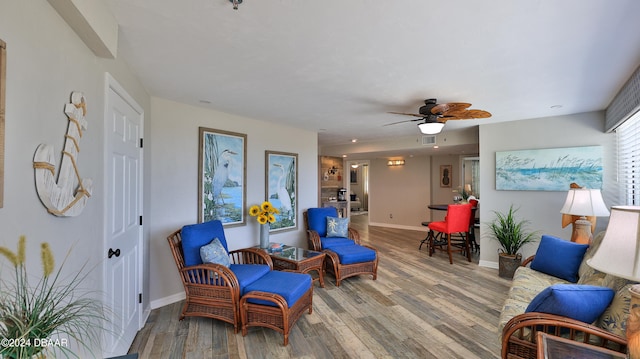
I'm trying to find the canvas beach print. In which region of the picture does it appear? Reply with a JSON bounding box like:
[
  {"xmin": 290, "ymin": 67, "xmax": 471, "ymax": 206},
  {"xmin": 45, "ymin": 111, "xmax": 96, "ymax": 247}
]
[
  {"xmin": 266, "ymin": 151, "xmax": 297, "ymax": 232},
  {"xmin": 496, "ymin": 146, "xmax": 603, "ymax": 191},
  {"xmin": 198, "ymin": 127, "xmax": 247, "ymax": 226}
]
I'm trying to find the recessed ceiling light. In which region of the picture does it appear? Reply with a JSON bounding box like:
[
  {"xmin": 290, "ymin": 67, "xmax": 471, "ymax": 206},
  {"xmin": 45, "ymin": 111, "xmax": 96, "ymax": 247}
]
[
  {"xmin": 342, "ymin": 154, "xmax": 347, "ymax": 157},
  {"xmin": 199, "ymin": 100, "xmax": 211, "ymax": 104},
  {"xmin": 550, "ymin": 105, "xmax": 563, "ymax": 109},
  {"xmin": 351, "ymin": 139, "xmax": 357, "ymax": 143}
]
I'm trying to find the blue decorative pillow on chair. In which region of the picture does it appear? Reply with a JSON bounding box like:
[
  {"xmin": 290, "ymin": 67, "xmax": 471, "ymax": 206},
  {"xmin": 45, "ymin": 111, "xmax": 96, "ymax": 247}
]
[
  {"xmin": 181, "ymin": 220, "xmax": 229, "ymax": 267},
  {"xmin": 530, "ymin": 235, "xmax": 588, "ymax": 283},
  {"xmin": 200, "ymin": 238, "xmax": 230, "ymax": 268},
  {"xmin": 526, "ymin": 284, "xmax": 614, "ymax": 323},
  {"xmin": 326, "ymin": 216, "xmax": 349, "ymax": 238}
]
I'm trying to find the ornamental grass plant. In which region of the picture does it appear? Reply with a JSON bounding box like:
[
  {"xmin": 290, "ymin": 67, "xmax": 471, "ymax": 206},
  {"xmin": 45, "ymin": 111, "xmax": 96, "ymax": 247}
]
[
  {"xmin": 0, "ymin": 236, "xmax": 106, "ymax": 359},
  {"xmin": 487, "ymin": 205, "xmax": 539, "ymax": 256}
]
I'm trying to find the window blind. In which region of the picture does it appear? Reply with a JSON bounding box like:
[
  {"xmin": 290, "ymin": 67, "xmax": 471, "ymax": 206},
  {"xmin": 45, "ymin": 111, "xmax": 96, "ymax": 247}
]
[{"xmin": 617, "ymin": 110, "xmax": 640, "ymax": 205}]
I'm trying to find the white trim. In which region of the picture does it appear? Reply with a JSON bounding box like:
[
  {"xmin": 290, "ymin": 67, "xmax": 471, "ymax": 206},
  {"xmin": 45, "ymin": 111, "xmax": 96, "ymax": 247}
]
[
  {"xmin": 479, "ymin": 260, "xmax": 499, "ymax": 269},
  {"xmin": 151, "ymin": 292, "xmax": 186, "ymax": 310},
  {"xmin": 368, "ymin": 222, "xmax": 426, "ymax": 232}
]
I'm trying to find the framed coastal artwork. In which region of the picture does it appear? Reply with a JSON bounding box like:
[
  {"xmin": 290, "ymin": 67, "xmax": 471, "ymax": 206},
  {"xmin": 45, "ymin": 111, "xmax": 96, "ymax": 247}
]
[
  {"xmin": 198, "ymin": 127, "xmax": 247, "ymax": 226},
  {"xmin": 265, "ymin": 151, "xmax": 297, "ymax": 232},
  {"xmin": 495, "ymin": 145, "xmax": 603, "ymax": 191}
]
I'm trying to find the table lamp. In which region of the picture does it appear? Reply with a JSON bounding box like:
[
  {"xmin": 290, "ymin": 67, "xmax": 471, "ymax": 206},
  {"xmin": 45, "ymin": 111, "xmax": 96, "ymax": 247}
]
[
  {"xmin": 560, "ymin": 188, "xmax": 610, "ymax": 244},
  {"xmin": 587, "ymin": 206, "xmax": 640, "ymax": 358}
]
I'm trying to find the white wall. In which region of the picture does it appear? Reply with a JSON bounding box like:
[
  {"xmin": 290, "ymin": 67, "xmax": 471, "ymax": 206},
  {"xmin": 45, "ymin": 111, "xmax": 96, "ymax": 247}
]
[
  {"xmin": 148, "ymin": 97, "xmax": 318, "ymax": 307},
  {"xmin": 368, "ymin": 155, "xmax": 431, "ymax": 229},
  {"xmin": 0, "ymin": 0, "xmax": 151, "ymax": 356},
  {"xmin": 478, "ymin": 112, "xmax": 617, "ymax": 268}
]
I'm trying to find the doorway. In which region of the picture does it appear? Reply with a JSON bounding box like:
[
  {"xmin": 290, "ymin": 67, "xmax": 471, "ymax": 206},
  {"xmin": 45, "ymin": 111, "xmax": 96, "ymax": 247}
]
[
  {"xmin": 347, "ymin": 161, "xmax": 369, "ymax": 221},
  {"xmin": 103, "ymin": 74, "xmax": 144, "ymax": 357}
]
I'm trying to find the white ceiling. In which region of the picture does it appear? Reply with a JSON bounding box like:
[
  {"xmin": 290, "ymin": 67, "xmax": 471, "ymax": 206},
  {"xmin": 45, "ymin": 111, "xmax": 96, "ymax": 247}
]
[{"xmin": 105, "ymin": 0, "xmax": 640, "ymax": 157}]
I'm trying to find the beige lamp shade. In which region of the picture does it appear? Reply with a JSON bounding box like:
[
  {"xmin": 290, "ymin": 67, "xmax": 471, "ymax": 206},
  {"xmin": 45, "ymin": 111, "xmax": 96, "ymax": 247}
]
[
  {"xmin": 560, "ymin": 188, "xmax": 610, "ymax": 217},
  {"xmin": 587, "ymin": 206, "xmax": 640, "ymax": 281}
]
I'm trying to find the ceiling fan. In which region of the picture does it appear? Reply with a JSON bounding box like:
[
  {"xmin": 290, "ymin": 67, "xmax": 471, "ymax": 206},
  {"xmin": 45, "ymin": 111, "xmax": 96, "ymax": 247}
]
[{"xmin": 386, "ymin": 99, "xmax": 491, "ymax": 134}]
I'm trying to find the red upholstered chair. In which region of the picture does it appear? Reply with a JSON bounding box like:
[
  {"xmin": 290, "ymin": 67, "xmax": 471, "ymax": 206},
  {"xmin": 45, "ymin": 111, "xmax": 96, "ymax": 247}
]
[{"xmin": 427, "ymin": 203, "xmax": 473, "ymax": 264}]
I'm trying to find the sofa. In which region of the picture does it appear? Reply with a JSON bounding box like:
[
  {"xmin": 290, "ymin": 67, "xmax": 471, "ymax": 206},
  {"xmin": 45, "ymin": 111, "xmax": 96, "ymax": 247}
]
[{"xmin": 499, "ymin": 232, "xmax": 634, "ymax": 359}]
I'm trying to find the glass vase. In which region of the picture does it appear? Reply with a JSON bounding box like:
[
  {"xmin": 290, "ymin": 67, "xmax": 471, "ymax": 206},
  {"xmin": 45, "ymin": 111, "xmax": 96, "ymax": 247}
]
[{"xmin": 260, "ymin": 223, "xmax": 270, "ymax": 249}]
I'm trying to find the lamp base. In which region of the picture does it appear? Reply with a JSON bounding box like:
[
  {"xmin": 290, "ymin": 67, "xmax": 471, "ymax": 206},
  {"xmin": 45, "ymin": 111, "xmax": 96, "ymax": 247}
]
[
  {"xmin": 627, "ymin": 285, "xmax": 640, "ymax": 359},
  {"xmin": 571, "ymin": 218, "xmax": 593, "ymax": 245}
]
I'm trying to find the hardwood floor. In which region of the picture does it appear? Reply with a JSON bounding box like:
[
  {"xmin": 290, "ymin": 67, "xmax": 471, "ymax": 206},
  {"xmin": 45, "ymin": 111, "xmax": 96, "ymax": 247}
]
[{"xmin": 129, "ymin": 215, "xmax": 511, "ymax": 358}]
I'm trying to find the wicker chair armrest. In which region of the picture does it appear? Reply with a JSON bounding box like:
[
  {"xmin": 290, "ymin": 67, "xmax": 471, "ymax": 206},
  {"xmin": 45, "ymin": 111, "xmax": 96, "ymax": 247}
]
[
  {"xmin": 180, "ymin": 263, "xmax": 240, "ymax": 289},
  {"xmin": 501, "ymin": 312, "xmax": 627, "ymax": 359},
  {"xmin": 348, "ymin": 227, "xmax": 361, "ymax": 244},
  {"xmin": 229, "ymin": 248, "xmax": 274, "ymax": 268},
  {"xmin": 521, "ymin": 255, "xmax": 536, "ymax": 267},
  {"xmin": 306, "ymin": 230, "xmax": 322, "ymax": 251},
  {"xmin": 240, "ymin": 290, "xmax": 288, "ymax": 311}
]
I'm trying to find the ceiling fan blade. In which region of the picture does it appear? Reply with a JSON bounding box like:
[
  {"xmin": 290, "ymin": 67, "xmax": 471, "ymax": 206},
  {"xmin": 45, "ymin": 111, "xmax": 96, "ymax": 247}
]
[
  {"xmin": 383, "ymin": 118, "xmax": 424, "ymax": 126},
  {"xmin": 388, "ymin": 111, "xmax": 424, "ymax": 118},
  {"xmin": 445, "ymin": 110, "xmax": 493, "ymax": 120},
  {"xmin": 431, "ymin": 102, "xmax": 471, "ymax": 115}
]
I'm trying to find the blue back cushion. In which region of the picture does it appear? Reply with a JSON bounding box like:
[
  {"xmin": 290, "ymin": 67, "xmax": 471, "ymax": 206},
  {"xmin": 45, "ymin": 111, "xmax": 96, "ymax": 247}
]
[
  {"xmin": 307, "ymin": 207, "xmax": 338, "ymax": 237},
  {"xmin": 526, "ymin": 284, "xmax": 614, "ymax": 323},
  {"xmin": 531, "ymin": 235, "xmax": 588, "ymax": 283},
  {"xmin": 181, "ymin": 220, "xmax": 229, "ymax": 267}
]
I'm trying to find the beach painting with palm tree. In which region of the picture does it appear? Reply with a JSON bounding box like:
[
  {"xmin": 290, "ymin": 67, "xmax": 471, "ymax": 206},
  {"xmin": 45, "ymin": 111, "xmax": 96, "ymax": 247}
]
[
  {"xmin": 198, "ymin": 127, "xmax": 246, "ymax": 226},
  {"xmin": 496, "ymin": 145, "xmax": 603, "ymax": 191},
  {"xmin": 266, "ymin": 151, "xmax": 297, "ymax": 232}
]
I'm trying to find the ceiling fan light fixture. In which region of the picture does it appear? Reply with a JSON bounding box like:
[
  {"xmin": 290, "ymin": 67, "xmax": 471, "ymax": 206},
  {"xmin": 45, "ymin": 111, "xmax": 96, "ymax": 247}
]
[
  {"xmin": 229, "ymin": 0, "xmax": 242, "ymax": 10},
  {"xmin": 418, "ymin": 122, "xmax": 444, "ymax": 135}
]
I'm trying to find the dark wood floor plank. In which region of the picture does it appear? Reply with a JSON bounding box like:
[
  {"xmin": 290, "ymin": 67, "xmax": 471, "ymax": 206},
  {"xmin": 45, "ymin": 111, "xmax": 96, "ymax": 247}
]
[{"xmin": 130, "ymin": 214, "xmax": 511, "ymax": 358}]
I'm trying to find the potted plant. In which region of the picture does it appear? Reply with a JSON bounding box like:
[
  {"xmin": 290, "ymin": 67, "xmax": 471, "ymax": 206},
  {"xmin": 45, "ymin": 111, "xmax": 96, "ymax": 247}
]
[
  {"xmin": 0, "ymin": 236, "xmax": 106, "ymax": 358},
  {"xmin": 486, "ymin": 205, "xmax": 539, "ymax": 279}
]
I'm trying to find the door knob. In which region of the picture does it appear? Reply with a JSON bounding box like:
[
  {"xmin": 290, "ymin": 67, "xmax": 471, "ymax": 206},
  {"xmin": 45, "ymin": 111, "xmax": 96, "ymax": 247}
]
[{"xmin": 108, "ymin": 248, "xmax": 121, "ymax": 258}]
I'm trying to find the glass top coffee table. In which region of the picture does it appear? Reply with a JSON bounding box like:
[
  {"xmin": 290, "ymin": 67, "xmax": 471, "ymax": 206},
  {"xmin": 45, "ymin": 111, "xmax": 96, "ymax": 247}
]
[{"xmin": 259, "ymin": 245, "xmax": 326, "ymax": 288}]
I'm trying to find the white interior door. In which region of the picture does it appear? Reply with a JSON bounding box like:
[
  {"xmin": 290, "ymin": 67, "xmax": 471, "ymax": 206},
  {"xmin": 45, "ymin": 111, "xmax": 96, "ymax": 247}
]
[{"xmin": 103, "ymin": 75, "xmax": 144, "ymax": 356}]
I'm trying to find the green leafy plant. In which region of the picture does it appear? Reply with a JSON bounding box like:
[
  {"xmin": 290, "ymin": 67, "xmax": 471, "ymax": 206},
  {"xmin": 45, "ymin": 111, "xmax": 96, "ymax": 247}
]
[
  {"xmin": 0, "ymin": 236, "xmax": 106, "ymax": 359},
  {"xmin": 487, "ymin": 205, "xmax": 539, "ymax": 256}
]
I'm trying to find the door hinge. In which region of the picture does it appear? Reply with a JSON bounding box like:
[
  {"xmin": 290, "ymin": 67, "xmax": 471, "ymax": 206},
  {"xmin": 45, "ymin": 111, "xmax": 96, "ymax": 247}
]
[
  {"xmin": 138, "ymin": 293, "xmax": 142, "ymax": 304},
  {"xmin": 139, "ymin": 138, "xmax": 143, "ymax": 148},
  {"xmin": 139, "ymin": 216, "xmax": 143, "ymax": 226}
]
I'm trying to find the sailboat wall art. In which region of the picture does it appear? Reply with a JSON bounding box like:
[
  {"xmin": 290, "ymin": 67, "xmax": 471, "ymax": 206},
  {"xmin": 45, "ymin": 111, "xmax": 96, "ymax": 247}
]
[
  {"xmin": 495, "ymin": 146, "xmax": 603, "ymax": 191},
  {"xmin": 266, "ymin": 151, "xmax": 298, "ymax": 232}
]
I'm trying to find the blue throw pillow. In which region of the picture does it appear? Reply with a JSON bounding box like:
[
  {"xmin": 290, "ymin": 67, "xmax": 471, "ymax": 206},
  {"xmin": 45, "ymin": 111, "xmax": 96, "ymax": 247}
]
[
  {"xmin": 526, "ymin": 284, "xmax": 615, "ymax": 323},
  {"xmin": 530, "ymin": 235, "xmax": 588, "ymax": 283},
  {"xmin": 200, "ymin": 238, "xmax": 230, "ymax": 267},
  {"xmin": 326, "ymin": 216, "xmax": 349, "ymax": 238}
]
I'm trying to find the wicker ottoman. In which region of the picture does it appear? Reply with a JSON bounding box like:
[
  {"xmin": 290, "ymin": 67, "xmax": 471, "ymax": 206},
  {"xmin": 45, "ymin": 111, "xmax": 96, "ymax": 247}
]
[{"xmin": 240, "ymin": 271, "xmax": 313, "ymax": 345}]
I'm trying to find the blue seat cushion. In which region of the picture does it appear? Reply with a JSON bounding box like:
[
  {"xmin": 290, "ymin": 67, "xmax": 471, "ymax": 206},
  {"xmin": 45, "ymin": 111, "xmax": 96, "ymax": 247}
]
[
  {"xmin": 244, "ymin": 271, "xmax": 312, "ymax": 308},
  {"xmin": 320, "ymin": 236, "xmax": 355, "ymax": 250},
  {"xmin": 526, "ymin": 284, "xmax": 614, "ymax": 323},
  {"xmin": 531, "ymin": 235, "xmax": 588, "ymax": 283},
  {"xmin": 330, "ymin": 245, "xmax": 376, "ymax": 265},
  {"xmin": 181, "ymin": 220, "xmax": 229, "ymax": 267},
  {"xmin": 307, "ymin": 207, "xmax": 338, "ymax": 237},
  {"xmin": 229, "ymin": 264, "xmax": 271, "ymax": 291}
]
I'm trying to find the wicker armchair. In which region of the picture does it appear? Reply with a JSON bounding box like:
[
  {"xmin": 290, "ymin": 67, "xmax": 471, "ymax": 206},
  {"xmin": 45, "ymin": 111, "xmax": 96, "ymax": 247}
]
[
  {"xmin": 501, "ymin": 312, "xmax": 627, "ymax": 359},
  {"xmin": 303, "ymin": 207, "xmax": 378, "ymax": 287},
  {"xmin": 167, "ymin": 227, "xmax": 273, "ymax": 333}
]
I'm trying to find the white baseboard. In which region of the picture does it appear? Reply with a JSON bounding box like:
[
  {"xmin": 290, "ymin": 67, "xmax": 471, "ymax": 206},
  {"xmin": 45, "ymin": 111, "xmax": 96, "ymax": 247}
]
[
  {"xmin": 150, "ymin": 292, "xmax": 185, "ymax": 310},
  {"xmin": 479, "ymin": 260, "xmax": 499, "ymax": 269},
  {"xmin": 368, "ymin": 222, "xmax": 427, "ymax": 232}
]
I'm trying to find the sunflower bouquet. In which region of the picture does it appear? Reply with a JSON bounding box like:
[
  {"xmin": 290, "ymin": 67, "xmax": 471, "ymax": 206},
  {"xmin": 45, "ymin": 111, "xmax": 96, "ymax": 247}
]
[{"xmin": 249, "ymin": 201, "xmax": 280, "ymax": 224}]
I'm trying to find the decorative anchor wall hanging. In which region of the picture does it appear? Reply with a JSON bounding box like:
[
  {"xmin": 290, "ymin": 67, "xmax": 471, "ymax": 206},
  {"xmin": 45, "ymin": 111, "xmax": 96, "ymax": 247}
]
[{"xmin": 33, "ymin": 92, "xmax": 92, "ymax": 216}]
